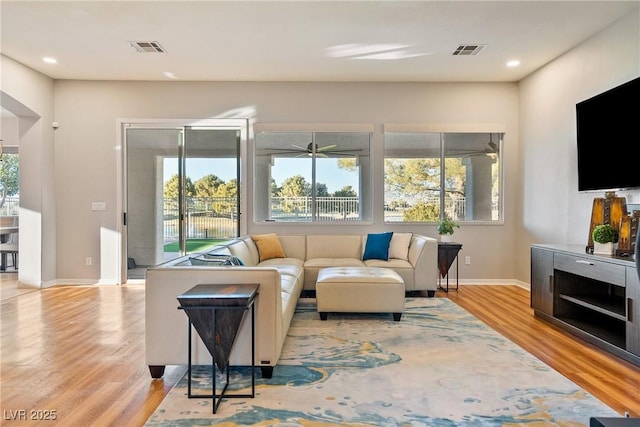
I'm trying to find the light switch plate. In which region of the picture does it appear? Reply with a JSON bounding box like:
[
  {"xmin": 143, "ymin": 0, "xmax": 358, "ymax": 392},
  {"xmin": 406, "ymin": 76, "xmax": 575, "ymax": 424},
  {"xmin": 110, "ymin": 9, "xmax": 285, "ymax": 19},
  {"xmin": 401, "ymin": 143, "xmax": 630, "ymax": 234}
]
[{"xmin": 91, "ymin": 202, "xmax": 107, "ymax": 211}]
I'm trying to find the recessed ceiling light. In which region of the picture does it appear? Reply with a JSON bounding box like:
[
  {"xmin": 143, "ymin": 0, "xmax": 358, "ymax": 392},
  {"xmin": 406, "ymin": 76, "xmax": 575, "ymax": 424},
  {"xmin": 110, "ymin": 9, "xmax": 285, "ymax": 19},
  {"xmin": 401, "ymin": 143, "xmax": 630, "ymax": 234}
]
[
  {"xmin": 43, "ymin": 57, "xmax": 57, "ymax": 64},
  {"xmin": 507, "ymin": 60, "xmax": 521, "ymax": 67}
]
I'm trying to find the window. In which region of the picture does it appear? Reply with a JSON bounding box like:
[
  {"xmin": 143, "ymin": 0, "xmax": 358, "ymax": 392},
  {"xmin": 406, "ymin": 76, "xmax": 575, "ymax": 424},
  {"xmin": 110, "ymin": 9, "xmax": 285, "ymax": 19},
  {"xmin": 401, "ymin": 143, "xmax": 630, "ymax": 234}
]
[
  {"xmin": 0, "ymin": 148, "xmax": 19, "ymax": 216},
  {"xmin": 254, "ymin": 130, "xmax": 371, "ymax": 222},
  {"xmin": 384, "ymin": 131, "xmax": 502, "ymax": 223}
]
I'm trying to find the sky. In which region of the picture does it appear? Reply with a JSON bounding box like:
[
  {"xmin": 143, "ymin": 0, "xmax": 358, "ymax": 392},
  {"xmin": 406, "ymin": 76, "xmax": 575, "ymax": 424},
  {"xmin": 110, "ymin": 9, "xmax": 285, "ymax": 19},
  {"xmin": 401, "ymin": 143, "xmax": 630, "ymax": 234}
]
[{"xmin": 164, "ymin": 157, "xmax": 358, "ymax": 193}]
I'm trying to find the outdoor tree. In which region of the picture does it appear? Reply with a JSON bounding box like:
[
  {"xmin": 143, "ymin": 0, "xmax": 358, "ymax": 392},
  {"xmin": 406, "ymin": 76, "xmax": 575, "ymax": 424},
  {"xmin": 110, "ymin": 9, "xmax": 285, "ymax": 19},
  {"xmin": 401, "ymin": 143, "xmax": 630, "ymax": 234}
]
[
  {"xmin": 333, "ymin": 185, "xmax": 358, "ymax": 217},
  {"xmin": 315, "ymin": 183, "xmax": 329, "ymax": 197},
  {"xmin": 403, "ymin": 202, "xmax": 440, "ymax": 222},
  {"xmin": 333, "ymin": 185, "xmax": 357, "ymax": 197},
  {"xmin": 194, "ymin": 174, "xmax": 224, "ymax": 197},
  {"xmin": 278, "ymin": 175, "xmax": 311, "ymax": 197},
  {"xmin": 384, "ymin": 157, "xmax": 466, "ymax": 221},
  {"xmin": 270, "ymin": 178, "xmax": 279, "ymax": 196},
  {"xmin": 278, "ymin": 175, "xmax": 311, "ymax": 213},
  {"xmin": 336, "ymin": 157, "xmax": 357, "ymax": 172},
  {"xmin": 384, "ymin": 158, "xmax": 440, "ymax": 202},
  {"xmin": 163, "ymin": 174, "xmax": 195, "ymax": 199},
  {"xmin": 0, "ymin": 154, "xmax": 19, "ymax": 209},
  {"xmin": 213, "ymin": 178, "xmax": 238, "ymax": 215},
  {"xmin": 215, "ymin": 178, "xmax": 237, "ymax": 198}
]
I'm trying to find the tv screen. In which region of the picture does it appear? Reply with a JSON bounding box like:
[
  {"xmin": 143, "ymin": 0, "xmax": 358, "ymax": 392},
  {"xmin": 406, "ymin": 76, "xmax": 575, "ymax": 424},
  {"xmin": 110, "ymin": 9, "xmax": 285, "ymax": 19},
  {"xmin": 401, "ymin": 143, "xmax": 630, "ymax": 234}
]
[{"xmin": 576, "ymin": 76, "xmax": 640, "ymax": 192}]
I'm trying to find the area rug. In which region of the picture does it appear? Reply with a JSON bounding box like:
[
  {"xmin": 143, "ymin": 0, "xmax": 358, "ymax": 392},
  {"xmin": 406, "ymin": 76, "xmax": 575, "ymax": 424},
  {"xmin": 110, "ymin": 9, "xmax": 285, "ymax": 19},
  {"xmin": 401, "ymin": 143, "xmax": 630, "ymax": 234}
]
[{"xmin": 145, "ymin": 298, "xmax": 620, "ymax": 426}]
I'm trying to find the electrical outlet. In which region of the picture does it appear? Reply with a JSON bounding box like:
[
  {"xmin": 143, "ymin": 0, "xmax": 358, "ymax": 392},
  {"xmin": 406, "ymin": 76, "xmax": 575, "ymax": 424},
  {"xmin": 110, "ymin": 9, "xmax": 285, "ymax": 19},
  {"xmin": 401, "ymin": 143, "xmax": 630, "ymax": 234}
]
[
  {"xmin": 85, "ymin": 257, "xmax": 92, "ymax": 266},
  {"xmin": 465, "ymin": 256, "xmax": 471, "ymax": 265}
]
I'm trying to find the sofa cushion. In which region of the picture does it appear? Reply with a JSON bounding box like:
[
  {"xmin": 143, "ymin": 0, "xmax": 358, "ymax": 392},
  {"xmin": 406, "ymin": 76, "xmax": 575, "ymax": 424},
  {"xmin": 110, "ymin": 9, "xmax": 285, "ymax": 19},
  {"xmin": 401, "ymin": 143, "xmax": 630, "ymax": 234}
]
[
  {"xmin": 304, "ymin": 258, "xmax": 366, "ymax": 268},
  {"xmin": 227, "ymin": 240, "xmax": 258, "ymax": 266},
  {"xmin": 389, "ymin": 232, "xmax": 412, "ymax": 261},
  {"xmin": 239, "ymin": 236, "xmax": 261, "ymax": 264},
  {"xmin": 258, "ymin": 257, "xmax": 304, "ymax": 269},
  {"xmin": 189, "ymin": 254, "xmax": 244, "ymax": 266},
  {"xmin": 280, "ymin": 274, "xmax": 300, "ymax": 295},
  {"xmin": 306, "ymin": 235, "xmax": 362, "ymax": 259},
  {"xmin": 252, "ymin": 233, "xmax": 286, "ymax": 262},
  {"xmin": 258, "ymin": 259, "xmax": 304, "ymax": 285},
  {"xmin": 363, "ymin": 258, "xmax": 412, "ymax": 269},
  {"xmin": 303, "ymin": 258, "xmax": 367, "ymax": 290},
  {"xmin": 208, "ymin": 247, "xmax": 232, "ymax": 256},
  {"xmin": 363, "ymin": 232, "xmax": 393, "ymax": 261},
  {"xmin": 277, "ymin": 235, "xmax": 307, "ymax": 260}
]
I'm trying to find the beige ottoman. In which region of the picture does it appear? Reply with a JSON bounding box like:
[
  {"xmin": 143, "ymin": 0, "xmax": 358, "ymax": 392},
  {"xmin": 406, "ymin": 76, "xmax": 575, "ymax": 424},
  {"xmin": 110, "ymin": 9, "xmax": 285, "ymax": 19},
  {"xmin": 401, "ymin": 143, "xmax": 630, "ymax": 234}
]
[{"xmin": 316, "ymin": 267, "xmax": 405, "ymax": 321}]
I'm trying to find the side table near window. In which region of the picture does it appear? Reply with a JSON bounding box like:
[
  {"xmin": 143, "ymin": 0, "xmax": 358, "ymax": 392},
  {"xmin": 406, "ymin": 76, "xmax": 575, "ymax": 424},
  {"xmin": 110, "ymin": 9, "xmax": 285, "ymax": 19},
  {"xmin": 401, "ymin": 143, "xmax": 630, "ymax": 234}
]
[
  {"xmin": 438, "ymin": 242, "xmax": 462, "ymax": 292},
  {"xmin": 177, "ymin": 283, "xmax": 259, "ymax": 413}
]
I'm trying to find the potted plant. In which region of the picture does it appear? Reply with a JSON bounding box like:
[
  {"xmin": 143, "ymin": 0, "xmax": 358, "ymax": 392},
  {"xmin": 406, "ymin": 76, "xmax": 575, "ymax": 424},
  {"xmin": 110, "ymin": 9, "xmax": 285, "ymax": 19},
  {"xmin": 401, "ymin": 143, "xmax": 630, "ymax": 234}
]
[
  {"xmin": 437, "ymin": 218, "xmax": 460, "ymax": 242},
  {"xmin": 592, "ymin": 223, "xmax": 618, "ymax": 255}
]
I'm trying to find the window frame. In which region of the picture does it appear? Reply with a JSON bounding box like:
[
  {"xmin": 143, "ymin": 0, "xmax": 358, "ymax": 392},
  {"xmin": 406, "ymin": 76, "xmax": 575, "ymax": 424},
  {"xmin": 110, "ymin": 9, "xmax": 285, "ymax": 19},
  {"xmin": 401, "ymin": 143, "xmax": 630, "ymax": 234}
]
[
  {"xmin": 383, "ymin": 125, "xmax": 505, "ymax": 225},
  {"xmin": 253, "ymin": 123, "xmax": 374, "ymax": 224}
]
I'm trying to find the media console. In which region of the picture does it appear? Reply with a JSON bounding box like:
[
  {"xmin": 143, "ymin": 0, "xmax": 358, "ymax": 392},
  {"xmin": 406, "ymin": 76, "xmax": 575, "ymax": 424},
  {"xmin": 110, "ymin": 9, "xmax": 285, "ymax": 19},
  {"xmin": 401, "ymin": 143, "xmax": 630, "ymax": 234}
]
[{"xmin": 531, "ymin": 244, "xmax": 640, "ymax": 366}]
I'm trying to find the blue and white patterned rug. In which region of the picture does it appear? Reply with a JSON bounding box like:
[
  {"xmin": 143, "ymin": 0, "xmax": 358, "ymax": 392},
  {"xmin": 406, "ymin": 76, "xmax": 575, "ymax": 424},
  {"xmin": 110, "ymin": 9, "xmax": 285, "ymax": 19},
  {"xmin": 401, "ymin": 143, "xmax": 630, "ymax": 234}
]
[{"xmin": 145, "ymin": 298, "xmax": 619, "ymax": 426}]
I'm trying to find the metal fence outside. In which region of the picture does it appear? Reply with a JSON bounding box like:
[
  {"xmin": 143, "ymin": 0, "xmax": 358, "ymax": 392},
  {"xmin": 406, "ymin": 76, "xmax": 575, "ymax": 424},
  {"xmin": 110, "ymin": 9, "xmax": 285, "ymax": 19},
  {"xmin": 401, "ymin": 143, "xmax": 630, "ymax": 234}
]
[
  {"xmin": 269, "ymin": 196, "xmax": 361, "ymax": 221},
  {"xmin": 163, "ymin": 193, "xmax": 497, "ymax": 240},
  {"xmin": 0, "ymin": 197, "xmax": 19, "ymax": 216},
  {"xmin": 384, "ymin": 196, "xmax": 466, "ymax": 222},
  {"xmin": 163, "ymin": 197, "xmax": 238, "ymax": 242}
]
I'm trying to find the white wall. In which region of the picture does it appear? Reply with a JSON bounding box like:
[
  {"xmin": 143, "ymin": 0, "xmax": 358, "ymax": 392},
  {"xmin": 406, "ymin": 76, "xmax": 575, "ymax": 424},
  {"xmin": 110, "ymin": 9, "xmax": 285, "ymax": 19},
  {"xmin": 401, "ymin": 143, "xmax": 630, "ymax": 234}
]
[
  {"xmin": 1, "ymin": 55, "xmax": 55, "ymax": 287},
  {"xmin": 52, "ymin": 81, "xmax": 518, "ymax": 283},
  {"xmin": 518, "ymin": 10, "xmax": 640, "ymax": 281}
]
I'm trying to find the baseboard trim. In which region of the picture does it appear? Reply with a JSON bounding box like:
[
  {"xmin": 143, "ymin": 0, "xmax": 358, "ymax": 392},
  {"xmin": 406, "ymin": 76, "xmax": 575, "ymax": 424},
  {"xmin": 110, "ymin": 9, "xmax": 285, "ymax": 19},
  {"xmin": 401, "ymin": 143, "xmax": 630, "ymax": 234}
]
[
  {"xmin": 457, "ymin": 280, "xmax": 530, "ymax": 291},
  {"xmin": 43, "ymin": 279, "xmax": 121, "ymax": 288}
]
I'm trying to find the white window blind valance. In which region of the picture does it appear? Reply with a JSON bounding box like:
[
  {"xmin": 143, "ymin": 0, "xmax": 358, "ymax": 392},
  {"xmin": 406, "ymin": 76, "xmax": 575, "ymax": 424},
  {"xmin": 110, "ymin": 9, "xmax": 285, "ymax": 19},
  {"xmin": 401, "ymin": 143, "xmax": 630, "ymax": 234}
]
[
  {"xmin": 254, "ymin": 123, "xmax": 374, "ymax": 133},
  {"xmin": 383, "ymin": 123, "xmax": 506, "ymax": 133}
]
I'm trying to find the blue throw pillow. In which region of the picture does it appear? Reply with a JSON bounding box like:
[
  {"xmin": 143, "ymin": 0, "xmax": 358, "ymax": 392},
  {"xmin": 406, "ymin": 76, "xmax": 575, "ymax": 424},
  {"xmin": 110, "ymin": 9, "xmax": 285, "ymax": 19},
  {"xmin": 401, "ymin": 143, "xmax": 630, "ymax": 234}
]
[{"xmin": 363, "ymin": 232, "xmax": 394, "ymax": 261}]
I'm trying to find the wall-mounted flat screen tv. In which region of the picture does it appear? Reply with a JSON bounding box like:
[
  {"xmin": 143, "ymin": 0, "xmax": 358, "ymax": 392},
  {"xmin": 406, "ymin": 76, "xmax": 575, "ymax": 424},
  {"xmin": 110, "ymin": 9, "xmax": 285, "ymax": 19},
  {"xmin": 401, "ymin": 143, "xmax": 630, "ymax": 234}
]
[{"xmin": 576, "ymin": 76, "xmax": 640, "ymax": 192}]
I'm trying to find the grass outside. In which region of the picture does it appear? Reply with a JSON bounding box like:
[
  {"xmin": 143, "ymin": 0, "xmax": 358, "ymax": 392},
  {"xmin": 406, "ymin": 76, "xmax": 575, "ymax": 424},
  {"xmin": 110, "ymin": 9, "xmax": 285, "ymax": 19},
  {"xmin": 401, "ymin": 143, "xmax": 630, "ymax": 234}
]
[{"xmin": 163, "ymin": 238, "xmax": 228, "ymax": 253}]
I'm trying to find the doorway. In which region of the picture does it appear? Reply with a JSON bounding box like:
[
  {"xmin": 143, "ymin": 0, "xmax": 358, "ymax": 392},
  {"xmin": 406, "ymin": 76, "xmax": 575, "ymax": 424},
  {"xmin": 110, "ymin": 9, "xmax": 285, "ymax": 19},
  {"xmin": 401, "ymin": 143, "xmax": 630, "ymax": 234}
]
[{"xmin": 123, "ymin": 120, "xmax": 246, "ymax": 280}]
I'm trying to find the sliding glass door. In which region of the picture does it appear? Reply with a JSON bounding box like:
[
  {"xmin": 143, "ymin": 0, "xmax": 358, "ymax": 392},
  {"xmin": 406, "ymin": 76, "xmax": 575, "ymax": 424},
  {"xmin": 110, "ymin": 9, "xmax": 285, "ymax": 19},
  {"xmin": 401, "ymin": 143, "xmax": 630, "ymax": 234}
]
[{"xmin": 124, "ymin": 121, "xmax": 244, "ymax": 280}]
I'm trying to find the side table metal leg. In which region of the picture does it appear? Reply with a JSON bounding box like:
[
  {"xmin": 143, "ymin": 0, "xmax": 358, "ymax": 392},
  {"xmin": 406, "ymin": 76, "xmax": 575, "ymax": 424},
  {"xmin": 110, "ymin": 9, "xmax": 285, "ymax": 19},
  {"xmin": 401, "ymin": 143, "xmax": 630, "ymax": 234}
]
[
  {"xmin": 455, "ymin": 253, "xmax": 459, "ymax": 291},
  {"xmin": 187, "ymin": 321, "xmax": 193, "ymax": 397},
  {"xmin": 251, "ymin": 303, "xmax": 256, "ymax": 397}
]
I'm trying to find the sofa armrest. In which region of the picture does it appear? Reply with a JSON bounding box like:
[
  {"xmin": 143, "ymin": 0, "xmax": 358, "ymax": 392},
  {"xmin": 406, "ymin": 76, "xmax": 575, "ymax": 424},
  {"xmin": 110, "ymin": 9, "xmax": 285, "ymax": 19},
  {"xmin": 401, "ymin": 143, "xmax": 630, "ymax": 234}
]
[
  {"xmin": 145, "ymin": 266, "xmax": 283, "ymax": 368},
  {"xmin": 408, "ymin": 234, "xmax": 438, "ymax": 291}
]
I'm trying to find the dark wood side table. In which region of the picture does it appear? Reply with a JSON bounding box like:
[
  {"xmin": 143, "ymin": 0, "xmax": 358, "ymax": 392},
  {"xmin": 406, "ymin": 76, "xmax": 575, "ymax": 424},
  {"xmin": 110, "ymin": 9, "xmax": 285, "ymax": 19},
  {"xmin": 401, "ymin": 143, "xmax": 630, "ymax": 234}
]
[
  {"xmin": 438, "ymin": 242, "xmax": 462, "ymax": 292},
  {"xmin": 590, "ymin": 417, "xmax": 640, "ymax": 427},
  {"xmin": 177, "ymin": 283, "xmax": 259, "ymax": 413}
]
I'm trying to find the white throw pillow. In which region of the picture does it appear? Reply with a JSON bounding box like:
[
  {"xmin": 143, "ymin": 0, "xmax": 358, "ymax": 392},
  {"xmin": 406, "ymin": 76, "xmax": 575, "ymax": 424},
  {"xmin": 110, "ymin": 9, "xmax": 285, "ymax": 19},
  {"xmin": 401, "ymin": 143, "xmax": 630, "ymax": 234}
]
[{"xmin": 389, "ymin": 233, "xmax": 412, "ymax": 260}]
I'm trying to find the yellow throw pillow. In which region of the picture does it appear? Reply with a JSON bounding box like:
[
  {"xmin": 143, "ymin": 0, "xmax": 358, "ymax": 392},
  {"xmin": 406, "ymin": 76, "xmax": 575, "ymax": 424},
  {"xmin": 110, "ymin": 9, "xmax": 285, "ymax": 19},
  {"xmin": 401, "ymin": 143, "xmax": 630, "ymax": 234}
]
[{"xmin": 251, "ymin": 233, "xmax": 286, "ymax": 262}]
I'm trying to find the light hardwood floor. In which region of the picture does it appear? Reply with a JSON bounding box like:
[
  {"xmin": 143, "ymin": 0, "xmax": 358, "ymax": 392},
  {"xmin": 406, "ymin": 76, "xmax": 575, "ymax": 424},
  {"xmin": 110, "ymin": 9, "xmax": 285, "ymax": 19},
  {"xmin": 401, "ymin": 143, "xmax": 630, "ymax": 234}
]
[
  {"xmin": 1, "ymin": 283, "xmax": 638, "ymax": 426},
  {"xmin": 0, "ymin": 272, "xmax": 36, "ymax": 300}
]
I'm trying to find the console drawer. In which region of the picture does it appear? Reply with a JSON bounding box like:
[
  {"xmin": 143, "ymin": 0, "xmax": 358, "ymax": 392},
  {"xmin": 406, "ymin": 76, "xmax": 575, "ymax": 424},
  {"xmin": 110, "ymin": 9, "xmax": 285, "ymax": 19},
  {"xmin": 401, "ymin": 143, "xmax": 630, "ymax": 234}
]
[{"xmin": 554, "ymin": 253, "xmax": 626, "ymax": 287}]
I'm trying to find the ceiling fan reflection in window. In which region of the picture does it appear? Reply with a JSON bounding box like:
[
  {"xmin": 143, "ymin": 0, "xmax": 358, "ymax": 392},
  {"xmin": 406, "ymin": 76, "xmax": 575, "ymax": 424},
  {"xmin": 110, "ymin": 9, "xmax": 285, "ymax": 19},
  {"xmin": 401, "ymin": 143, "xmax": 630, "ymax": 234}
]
[
  {"xmin": 268, "ymin": 142, "xmax": 362, "ymax": 158},
  {"xmin": 446, "ymin": 133, "xmax": 500, "ymax": 156}
]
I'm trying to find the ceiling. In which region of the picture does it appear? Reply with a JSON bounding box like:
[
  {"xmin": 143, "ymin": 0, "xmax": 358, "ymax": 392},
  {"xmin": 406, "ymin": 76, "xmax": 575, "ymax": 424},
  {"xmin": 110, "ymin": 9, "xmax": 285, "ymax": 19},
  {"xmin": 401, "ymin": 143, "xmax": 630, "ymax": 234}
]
[{"xmin": 0, "ymin": 1, "xmax": 638, "ymax": 83}]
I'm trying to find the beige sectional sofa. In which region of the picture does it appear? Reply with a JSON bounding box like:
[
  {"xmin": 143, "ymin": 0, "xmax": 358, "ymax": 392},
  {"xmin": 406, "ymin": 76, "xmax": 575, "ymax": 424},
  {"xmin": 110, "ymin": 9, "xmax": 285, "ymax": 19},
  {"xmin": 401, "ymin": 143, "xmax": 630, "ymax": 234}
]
[{"xmin": 145, "ymin": 232, "xmax": 437, "ymax": 379}]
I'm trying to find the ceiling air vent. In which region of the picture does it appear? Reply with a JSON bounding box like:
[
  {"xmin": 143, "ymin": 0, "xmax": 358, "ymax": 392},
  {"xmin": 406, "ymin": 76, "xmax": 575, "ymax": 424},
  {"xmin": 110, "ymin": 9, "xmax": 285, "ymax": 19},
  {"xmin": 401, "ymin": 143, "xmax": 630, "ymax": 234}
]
[
  {"xmin": 128, "ymin": 41, "xmax": 166, "ymax": 53},
  {"xmin": 452, "ymin": 44, "xmax": 487, "ymax": 56}
]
